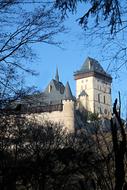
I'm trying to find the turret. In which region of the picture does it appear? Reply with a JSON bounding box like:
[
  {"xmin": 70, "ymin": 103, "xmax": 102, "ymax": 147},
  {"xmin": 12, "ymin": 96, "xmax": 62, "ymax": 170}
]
[
  {"xmin": 78, "ymin": 90, "xmax": 88, "ymax": 111},
  {"xmin": 65, "ymin": 81, "xmax": 74, "ymax": 100},
  {"xmin": 63, "ymin": 82, "xmax": 75, "ymax": 132}
]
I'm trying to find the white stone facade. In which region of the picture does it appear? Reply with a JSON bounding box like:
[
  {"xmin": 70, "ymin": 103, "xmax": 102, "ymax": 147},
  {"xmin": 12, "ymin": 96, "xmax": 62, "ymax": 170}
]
[
  {"xmin": 74, "ymin": 57, "xmax": 112, "ymax": 117},
  {"xmin": 76, "ymin": 76, "xmax": 112, "ymax": 116}
]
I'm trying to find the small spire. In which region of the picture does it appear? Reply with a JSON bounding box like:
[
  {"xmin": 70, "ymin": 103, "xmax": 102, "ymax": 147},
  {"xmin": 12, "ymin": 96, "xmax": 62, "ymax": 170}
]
[
  {"xmin": 65, "ymin": 81, "xmax": 73, "ymax": 100},
  {"xmin": 55, "ymin": 67, "xmax": 59, "ymax": 82}
]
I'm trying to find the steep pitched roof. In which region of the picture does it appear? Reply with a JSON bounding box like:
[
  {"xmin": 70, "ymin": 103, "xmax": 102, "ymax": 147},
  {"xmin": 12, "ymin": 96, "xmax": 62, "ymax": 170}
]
[
  {"xmin": 65, "ymin": 82, "xmax": 74, "ymax": 100},
  {"xmin": 10, "ymin": 68, "xmax": 75, "ymax": 111},
  {"xmin": 43, "ymin": 79, "xmax": 65, "ymax": 104},
  {"xmin": 79, "ymin": 90, "xmax": 88, "ymax": 97},
  {"xmin": 52, "ymin": 79, "xmax": 65, "ymax": 94},
  {"xmin": 74, "ymin": 57, "xmax": 112, "ymax": 80},
  {"xmin": 81, "ymin": 57, "xmax": 106, "ymax": 74}
]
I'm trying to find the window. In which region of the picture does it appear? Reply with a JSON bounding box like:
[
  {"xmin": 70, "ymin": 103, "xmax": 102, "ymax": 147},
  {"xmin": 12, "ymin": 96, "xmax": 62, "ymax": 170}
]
[
  {"xmin": 49, "ymin": 85, "xmax": 52, "ymax": 93},
  {"xmin": 104, "ymin": 109, "xmax": 107, "ymax": 114},
  {"xmin": 60, "ymin": 88, "xmax": 64, "ymax": 94},
  {"xmin": 98, "ymin": 94, "xmax": 100, "ymax": 103},
  {"xmin": 109, "ymin": 88, "xmax": 111, "ymax": 94},
  {"xmin": 104, "ymin": 95, "xmax": 106, "ymax": 104},
  {"xmin": 89, "ymin": 61, "xmax": 91, "ymax": 69},
  {"xmin": 104, "ymin": 86, "xmax": 106, "ymax": 92}
]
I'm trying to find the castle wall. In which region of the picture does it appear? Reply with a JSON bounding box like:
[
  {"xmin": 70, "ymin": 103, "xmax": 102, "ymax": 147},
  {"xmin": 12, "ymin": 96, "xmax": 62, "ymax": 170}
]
[{"xmin": 25, "ymin": 100, "xmax": 75, "ymax": 133}]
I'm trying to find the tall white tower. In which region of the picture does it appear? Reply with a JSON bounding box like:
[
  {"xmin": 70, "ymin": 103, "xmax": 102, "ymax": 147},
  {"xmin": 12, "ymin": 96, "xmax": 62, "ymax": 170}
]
[{"xmin": 74, "ymin": 57, "xmax": 112, "ymax": 117}]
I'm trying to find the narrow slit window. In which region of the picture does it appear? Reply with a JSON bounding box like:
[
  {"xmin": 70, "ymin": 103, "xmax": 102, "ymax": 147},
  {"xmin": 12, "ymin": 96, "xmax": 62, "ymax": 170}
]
[
  {"xmin": 104, "ymin": 96, "xmax": 106, "ymax": 104},
  {"xmin": 98, "ymin": 94, "xmax": 100, "ymax": 103}
]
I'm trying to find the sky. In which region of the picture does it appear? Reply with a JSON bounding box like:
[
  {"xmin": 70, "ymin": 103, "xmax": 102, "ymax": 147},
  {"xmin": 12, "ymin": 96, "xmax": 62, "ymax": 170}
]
[{"xmin": 24, "ymin": 3, "xmax": 127, "ymax": 118}]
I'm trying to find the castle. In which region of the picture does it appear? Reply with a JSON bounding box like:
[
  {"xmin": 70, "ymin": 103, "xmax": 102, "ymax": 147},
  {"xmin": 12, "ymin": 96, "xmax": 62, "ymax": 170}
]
[{"xmin": 12, "ymin": 57, "xmax": 112, "ymax": 132}]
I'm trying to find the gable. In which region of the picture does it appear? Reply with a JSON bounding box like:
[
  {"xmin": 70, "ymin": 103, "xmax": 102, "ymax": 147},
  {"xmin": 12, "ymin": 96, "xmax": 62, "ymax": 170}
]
[{"xmin": 44, "ymin": 79, "xmax": 66, "ymax": 104}]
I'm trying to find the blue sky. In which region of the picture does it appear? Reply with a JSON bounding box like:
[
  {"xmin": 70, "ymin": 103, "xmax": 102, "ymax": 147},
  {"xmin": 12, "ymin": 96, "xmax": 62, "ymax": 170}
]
[{"xmin": 25, "ymin": 6, "xmax": 127, "ymax": 118}]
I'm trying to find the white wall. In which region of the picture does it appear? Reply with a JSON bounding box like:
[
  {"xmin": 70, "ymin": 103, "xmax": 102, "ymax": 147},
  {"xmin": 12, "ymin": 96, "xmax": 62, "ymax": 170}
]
[
  {"xmin": 76, "ymin": 76, "xmax": 94, "ymax": 112},
  {"xmin": 76, "ymin": 75, "xmax": 112, "ymax": 116}
]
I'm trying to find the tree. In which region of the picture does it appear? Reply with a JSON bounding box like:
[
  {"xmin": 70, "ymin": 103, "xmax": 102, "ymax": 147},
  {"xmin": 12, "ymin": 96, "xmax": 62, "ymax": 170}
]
[
  {"xmin": 55, "ymin": 0, "xmax": 127, "ymax": 74},
  {"xmin": 1, "ymin": 99, "xmax": 127, "ymax": 190},
  {"xmin": 111, "ymin": 98, "xmax": 127, "ymax": 190},
  {"xmin": 55, "ymin": 0, "xmax": 122, "ymax": 34},
  {"xmin": 0, "ymin": 1, "xmax": 64, "ymax": 104},
  {"xmin": 0, "ymin": 112, "xmax": 111, "ymax": 190}
]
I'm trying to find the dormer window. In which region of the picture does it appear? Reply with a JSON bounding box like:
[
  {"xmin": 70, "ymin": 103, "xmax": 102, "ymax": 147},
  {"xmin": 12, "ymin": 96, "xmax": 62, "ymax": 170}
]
[{"xmin": 49, "ymin": 85, "xmax": 52, "ymax": 93}]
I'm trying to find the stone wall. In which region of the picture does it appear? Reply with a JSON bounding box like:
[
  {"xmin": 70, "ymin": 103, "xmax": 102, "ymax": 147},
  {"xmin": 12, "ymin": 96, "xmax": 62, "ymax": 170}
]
[{"xmin": 24, "ymin": 100, "xmax": 75, "ymax": 133}]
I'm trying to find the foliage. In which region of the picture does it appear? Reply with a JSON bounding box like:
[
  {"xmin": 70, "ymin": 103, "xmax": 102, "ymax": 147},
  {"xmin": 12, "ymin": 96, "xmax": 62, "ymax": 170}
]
[
  {"xmin": 0, "ymin": 105, "xmax": 127, "ymax": 190},
  {"xmin": 111, "ymin": 99, "xmax": 127, "ymax": 190},
  {"xmin": 88, "ymin": 112, "xmax": 99, "ymax": 121},
  {"xmin": 0, "ymin": 113, "xmax": 111, "ymax": 190},
  {"xmin": 55, "ymin": 0, "xmax": 127, "ymax": 76},
  {"xmin": 55, "ymin": 0, "xmax": 122, "ymax": 34}
]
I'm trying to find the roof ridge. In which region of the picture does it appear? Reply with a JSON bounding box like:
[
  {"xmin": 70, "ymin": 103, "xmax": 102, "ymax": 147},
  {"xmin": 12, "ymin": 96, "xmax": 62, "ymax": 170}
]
[{"xmin": 75, "ymin": 57, "xmax": 112, "ymax": 78}]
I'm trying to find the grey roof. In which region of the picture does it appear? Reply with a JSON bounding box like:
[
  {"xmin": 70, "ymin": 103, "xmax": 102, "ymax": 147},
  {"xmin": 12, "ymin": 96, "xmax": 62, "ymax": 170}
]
[
  {"xmin": 65, "ymin": 82, "xmax": 74, "ymax": 100},
  {"xmin": 79, "ymin": 90, "xmax": 88, "ymax": 97},
  {"xmin": 52, "ymin": 79, "xmax": 65, "ymax": 94},
  {"xmin": 43, "ymin": 79, "xmax": 65, "ymax": 104},
  {"xmin": 75, "ymin": 57, "xmax": 111, "ymax": 78},
  {"xmin": 44, "ymin": 78, "xmax": 75, "ymax": 103},
  {"xmin": 9, "ymin": 71, "xmax": 75, "ymax": 111}
]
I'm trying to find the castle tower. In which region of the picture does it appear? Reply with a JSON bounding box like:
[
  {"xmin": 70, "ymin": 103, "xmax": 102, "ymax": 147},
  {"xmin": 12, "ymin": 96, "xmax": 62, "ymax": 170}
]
[
  {"xmin": 74, "ymin": 57, "xmax": 112, "ymax": 117},
  {"xmin": 63, "ymin": 82, "xmax": 75, "ymax": 132}
]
